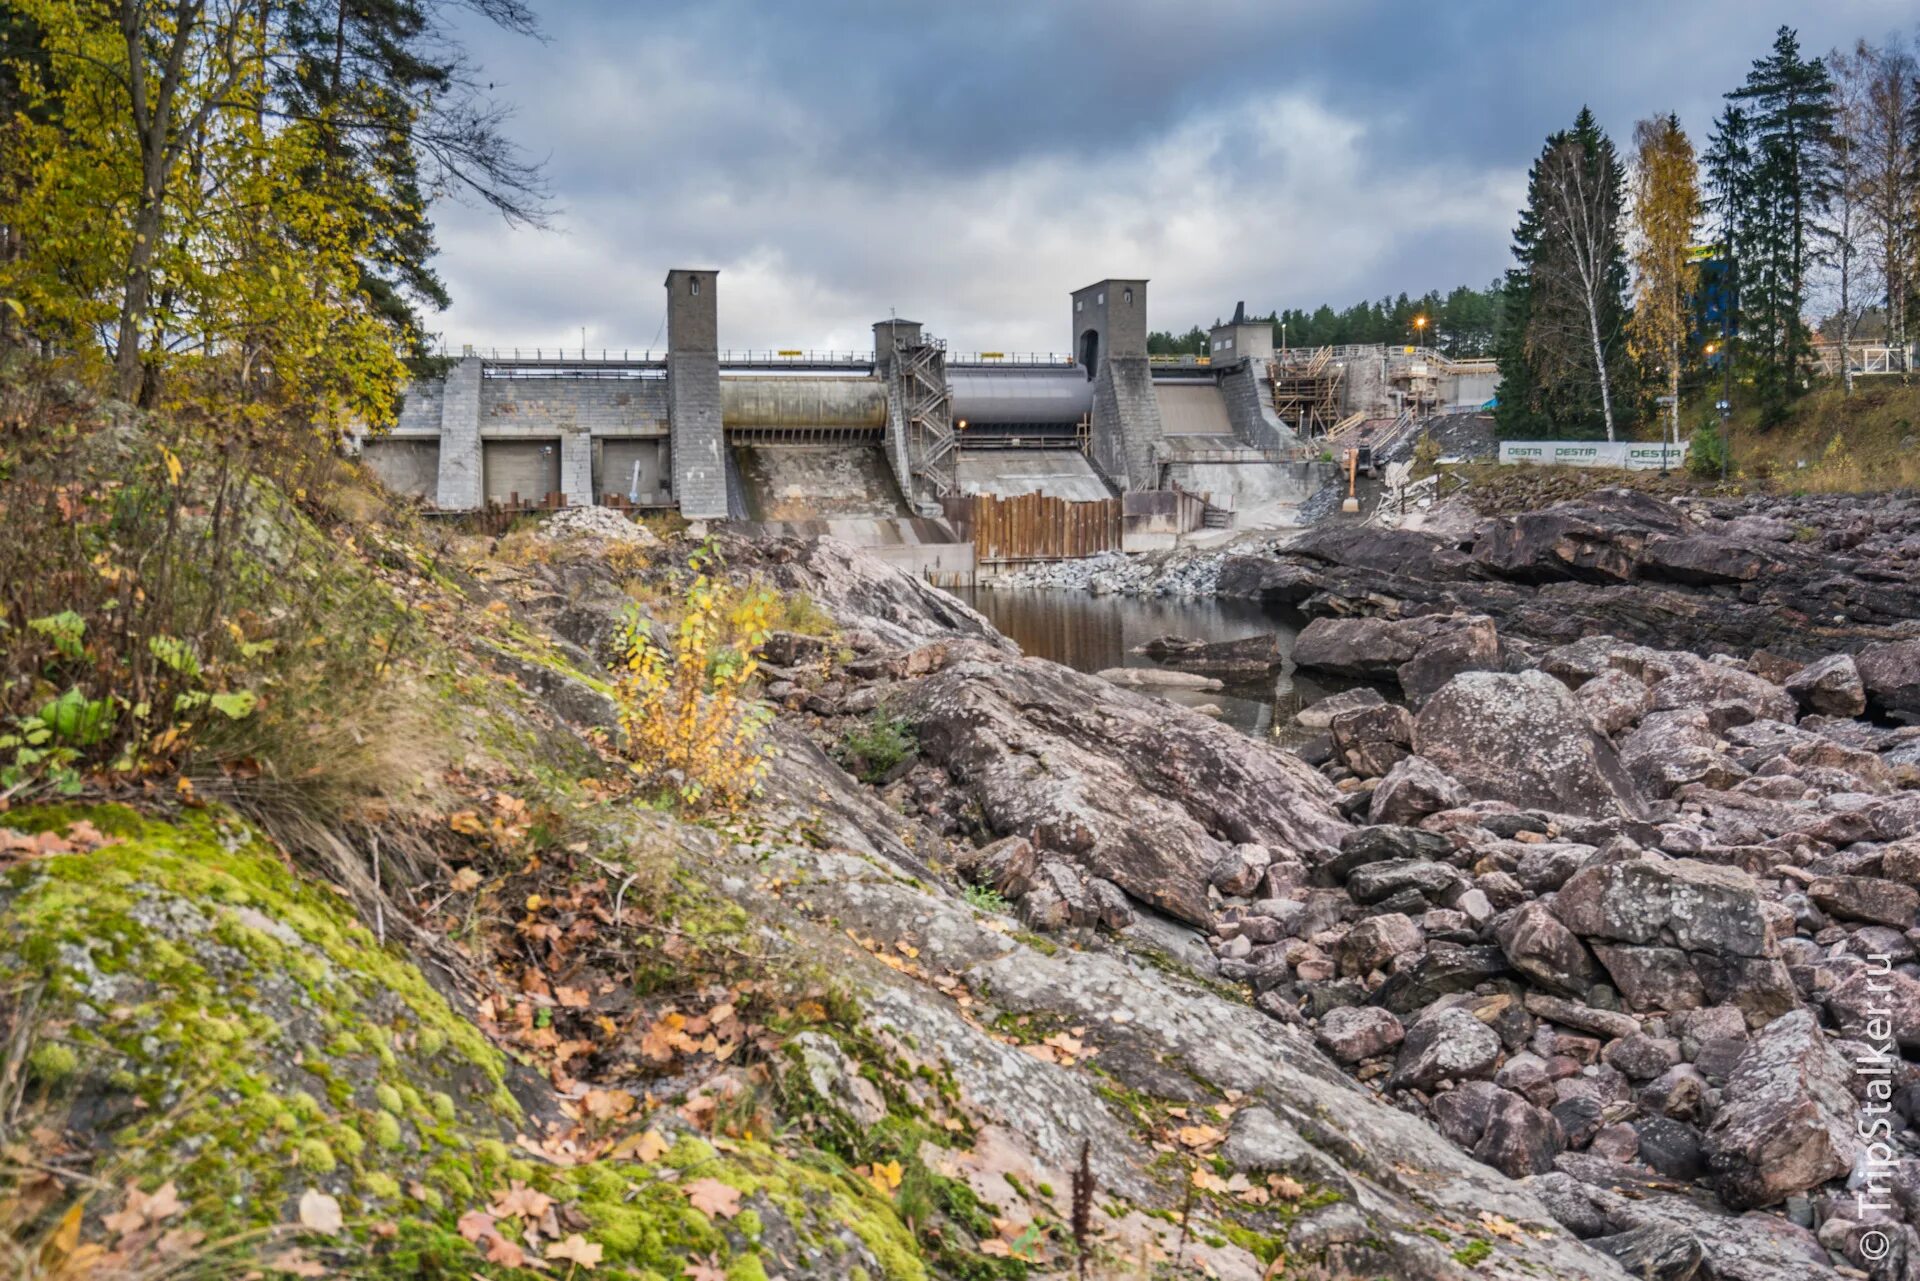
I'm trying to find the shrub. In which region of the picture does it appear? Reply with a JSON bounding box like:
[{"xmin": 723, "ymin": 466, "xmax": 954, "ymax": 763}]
[
  {"xmin": 1687, "ymin": 416, "xmax": 1728, "ymax": 478},
  {"xmin": 837, "ymin": 714, "xmax": 916, "ymax": 783},
  {"xmin": 614, "ymin": 544, "xmax": 777, "ymax": 812}
]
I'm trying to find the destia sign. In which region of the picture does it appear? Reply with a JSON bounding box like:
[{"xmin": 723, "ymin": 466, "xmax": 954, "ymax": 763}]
[{"xmin": 1497, "ymin": 439, "xmax": 1691, "ymax": 470}]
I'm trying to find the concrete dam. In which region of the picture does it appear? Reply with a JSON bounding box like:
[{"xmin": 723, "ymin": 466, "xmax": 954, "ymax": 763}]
[{"xmin": 357, "ymin": 270, "xmax": 1494, "ymax": 567}]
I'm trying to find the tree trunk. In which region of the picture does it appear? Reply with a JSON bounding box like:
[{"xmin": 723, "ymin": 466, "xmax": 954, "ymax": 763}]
[
  {"xmin": 1584, "ymin": 292, "xmax": 1615, "ymax": 442},
  {"xmin": 113, "ymin": 158, "xmax": 167, "ymax": 402}
]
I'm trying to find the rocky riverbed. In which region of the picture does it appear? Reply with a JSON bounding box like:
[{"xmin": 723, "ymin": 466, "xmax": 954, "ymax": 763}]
[{"xmin": 739, "ymin": 490, "xmax": 1920, "ymax": 1281}]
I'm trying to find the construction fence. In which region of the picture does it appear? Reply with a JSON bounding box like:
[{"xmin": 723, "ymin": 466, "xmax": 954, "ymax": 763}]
[{"xmin": 1498, "ymin": 439, "xmax": 1691, "ymax": 471}]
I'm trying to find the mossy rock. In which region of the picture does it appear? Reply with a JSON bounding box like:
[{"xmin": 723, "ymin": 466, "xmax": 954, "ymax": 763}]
[{"xmin": 0, "ymin": 804, "xmax": 935, "ymax": 1279}]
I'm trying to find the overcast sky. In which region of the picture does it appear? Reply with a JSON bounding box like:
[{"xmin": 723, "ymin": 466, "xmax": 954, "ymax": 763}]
[{"xmin": 432, "ymin": 1, "xmax": 1914, "ymax": 356}]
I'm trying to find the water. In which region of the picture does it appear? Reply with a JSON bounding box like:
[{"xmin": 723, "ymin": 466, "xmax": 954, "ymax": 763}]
[{"xmin": 955, "ymin": 587, "xmax": 1361, "ymax": 739}]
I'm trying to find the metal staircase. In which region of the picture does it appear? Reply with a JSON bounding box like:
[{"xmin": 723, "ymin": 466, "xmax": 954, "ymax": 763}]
[{"xmin": 899, "ymin": 337, "xmax": 957, "ymax": 502}]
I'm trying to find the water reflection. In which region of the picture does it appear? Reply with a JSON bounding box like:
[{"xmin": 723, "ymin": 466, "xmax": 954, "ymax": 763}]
[{"xmin": 954, "ymin": 587, "xmax": 1358, "ymax": 740}]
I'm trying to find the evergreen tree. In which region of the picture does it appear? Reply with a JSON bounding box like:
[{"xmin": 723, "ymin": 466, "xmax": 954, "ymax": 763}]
[
  {"xmin": 1726, "ymin": 25, "xmax": 1837, "ymax": 421},
  {"xmin": 1495, "ymin": 109, "xmax": 1634, "ymax": 440},
  {"xmin": 274, "ymin": 0, "xmax": 549, "ymax": 358}
]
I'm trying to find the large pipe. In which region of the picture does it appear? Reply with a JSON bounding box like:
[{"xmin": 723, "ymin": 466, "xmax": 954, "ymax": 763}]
[
  {"xmin": 948, "ymin": 367, "xmax": 1092, "ymax": 425},
  {"xmin": 720, "ymin": 377, "xmax": 886, "ymax": 428}
]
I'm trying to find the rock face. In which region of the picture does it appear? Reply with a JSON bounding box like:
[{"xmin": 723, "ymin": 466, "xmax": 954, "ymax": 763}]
[
  {"xmin": 763, "ymin": 521, "xmax": 1920, "ymax": 1281},
  {"xmin": 1413, "ymin": 671, "xmax": 1645, "ymax": 819},
  {"xmin": 898, "ymin": 641, "xmax": 1349, "ymax": 925},
  {"xmin": 1704, "ymin": 1011, "xmax": 1860, "ymax": 1210}
]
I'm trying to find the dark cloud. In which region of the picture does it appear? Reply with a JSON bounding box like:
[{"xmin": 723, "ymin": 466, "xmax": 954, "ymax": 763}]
[{"xmin": 432, "ymin": 1, "xmax": 1914, "ymax": 352}]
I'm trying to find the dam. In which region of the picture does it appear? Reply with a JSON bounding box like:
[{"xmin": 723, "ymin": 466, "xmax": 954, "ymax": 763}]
[{"xmin": 356, "ymin": 271, "xmax": 1494, "ymax": 567}]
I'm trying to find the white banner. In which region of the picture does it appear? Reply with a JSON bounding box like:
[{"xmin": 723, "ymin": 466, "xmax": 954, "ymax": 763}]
[{"xmin": 1498, "ymin": 439, "xmax": 1690, "ymax": 470}]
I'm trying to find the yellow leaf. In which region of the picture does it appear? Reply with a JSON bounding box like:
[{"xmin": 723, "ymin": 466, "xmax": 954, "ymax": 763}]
[{"xmin": 161, "ymin": 445, "xmax": 182, "ymax": 486}]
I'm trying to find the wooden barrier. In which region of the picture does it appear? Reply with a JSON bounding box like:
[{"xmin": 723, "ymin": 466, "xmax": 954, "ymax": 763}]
[{"xmin": 958, "ymin": 492, "xmax": 1121, "ymax": 564}]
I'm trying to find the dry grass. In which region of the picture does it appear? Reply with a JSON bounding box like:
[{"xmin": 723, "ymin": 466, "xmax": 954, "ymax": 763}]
[{"xmin": 1724, "ymin": 381, "xmax": 1920, "ymax": 493}]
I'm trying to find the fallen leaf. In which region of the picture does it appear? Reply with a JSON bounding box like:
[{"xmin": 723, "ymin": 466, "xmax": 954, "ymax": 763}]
[
  {"xmin": 609, "ymin": 1129, "xmax": 671, "ymax": 1162},
  {"xmin": 483, "ymin": 1233, "xmax": 526, "ymax": 1268},
  {"xmin": 450, "ymin": 867, "xmax": 482, "ymax": 893},
  {"xmin": 548, "ymin": 1234, "xmax": 603, "ymax": 1268},
  {"xmin": 683, "ymin": 1178, "xmax": 742, "ymax": 1220},
  {"xmin": 456, "ymin": 1209, "xmax": 497, "ymax": 1242},
  {"xmin": 262, "ymin": 1249, "xmax": 328, "ymax": 1277},
  {"xmin": 297, "ymin": 1189, "xmax": 343, "ymax": 1236},
  {"xmin": 490, "ymin": 1181, "xmax": 555, "ymax": 1221}
]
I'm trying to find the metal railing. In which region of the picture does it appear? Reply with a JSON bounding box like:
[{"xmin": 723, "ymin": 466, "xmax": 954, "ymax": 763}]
[{"xmin": 948, "ymin": 351, "xmax": 1076, "ymax": 366}]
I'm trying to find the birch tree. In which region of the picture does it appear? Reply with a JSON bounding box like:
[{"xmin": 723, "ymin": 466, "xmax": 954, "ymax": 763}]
[
  {"xmin": 1527, "ymin": 112, "xmax": 1633, "ymax": 442},
  {"xmin": 1630, "ymin": 114, "xmax": 1702, "ymax": 447}
]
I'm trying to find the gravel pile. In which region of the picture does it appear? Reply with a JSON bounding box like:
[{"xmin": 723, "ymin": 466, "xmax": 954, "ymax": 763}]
[
  {"xmin": 988, "ymin": 540, "xmax": 1284, "ymax": 597},
  {"xmin": 541, "ymin": 505, "xmax": 658, "ymax": 545}
]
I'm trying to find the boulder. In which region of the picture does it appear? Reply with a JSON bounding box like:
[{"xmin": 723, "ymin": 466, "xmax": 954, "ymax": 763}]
[
  {"xmin": 1338, "ymin": 912, "xmax": 1424, "ymax": 976},
  {"xmin": 1136, "ymin": 632, "xmax": 1281, "ymax": 673},
  {"xmin": 1496, "ymin": 902, "xmax": 1601, "ymax": 998},
  {"xmin": 1413, "ymin": 671, "xmax": 1645, "ymax": 820},
  {"xmin": 1329, "ymin": 703, "xmax": 1414, "ymax": 778},
  {"xmin": 903, "ymin": 642, "xmax": 1349, "ymax": 926},
  {"xmin": 1784, "ymin": 652, "xmax": 1867, "ymax": 718},
  {"xmin": 1397, "ymin": 617, "xmax": 1502, "ymax": 705},
  {"xmin": 1552, "ymin": 857, "xmax": 1772, "ymax": 957},
  {"xmin": 1295, "ymin": 686, "xmax": 1387, "ymax": 730},
  {"xmin": 955, "ymin": 835, "xmax": 1037, "ymax": 898},
  {"xmin": 1704, "ymin": 1009, "xmax": 1860, "ymax": 1209},
  {"xmin": 1367, "ymin": 755, "xmax": 1468, "ymax": 826},
  {"xmin": 1389, "ymin": 1006, "xmax": 1503, "ymax": 1090},
  {"xmin": 1807, "ymin": 875, "xmax": 1918, "ymax": 928},
  {"xmin": 1857, "ymin": 639, "xmax": 1920, "ymax": 719},
  {"xmin": 1590, "ymin": 943, "xmax": 1707, "ymax": 1013},
  {"xmin": 1315, "ymin": 1005, "xmax": 1405, "ymax": 1063},
  {"xmin": 1647, "ymin": 657, "xmax": 1798, "ymax": 725},
  {"xmin": 1291, "ymin": 616, "xmax": 1449, "ymax": 680},
  {"xmin": 1576, "ymin": 669, "xmax": 1654, "ymax": 738}
]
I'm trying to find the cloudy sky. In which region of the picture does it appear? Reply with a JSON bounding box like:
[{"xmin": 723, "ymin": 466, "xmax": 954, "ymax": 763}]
[{"xmin": 432, "ymin": 0, "xmax": 1913, "ymax": 356}]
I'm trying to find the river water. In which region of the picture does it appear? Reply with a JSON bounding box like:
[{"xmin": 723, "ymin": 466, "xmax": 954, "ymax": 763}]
[{"xmin": 955, "ymin": 587, "xmax": 1359, "ymax": 740}]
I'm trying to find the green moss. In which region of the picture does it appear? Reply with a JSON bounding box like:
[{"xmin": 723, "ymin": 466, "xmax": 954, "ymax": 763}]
[
  {"xmin": 374, "ymin": 1083, "xmax": 404, "ymax": 1114},
  {"xmin": 295, "ymin": 1138, "xmax": 337, "ymax": 1173},
  {"xmin": 371, "ymin": 1111, "xmax": 405, "ymax": 1150},
  {"xmin": 430, "ymin": 1091, "xmax": 456, "ymax": 1123},
  {"xmin": 0, "ymin": 803, "xmax": 524, "ymax": 1240},
  {"xmin": 27, "ymin": 1041, "xmax": 78, "ymax": 1085},
  {"xmin": 361, "ymin": 1171, "xmax": 402, "ymax": 1200},
  {"xmin": 1454, "ymin": 1239, "xmax": 1493, "ymax": 1267}
]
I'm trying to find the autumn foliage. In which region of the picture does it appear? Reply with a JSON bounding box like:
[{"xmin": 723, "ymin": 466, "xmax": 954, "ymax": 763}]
[{"xmin": 614, "ymin": 546, "xmax": 776, "ymax": 812}]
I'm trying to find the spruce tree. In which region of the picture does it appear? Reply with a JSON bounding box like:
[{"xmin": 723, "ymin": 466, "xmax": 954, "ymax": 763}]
[
  {"xmin": 1727, "ymin": 25, "xmax": 1837, "ymax": 421},
  {"xmin": 274, "ymin": 0, "xmax": 549, "ymax": 357},
  {"xmin": 1494, "ymin": 109, "xmax": 1634, "ymax": 440}
]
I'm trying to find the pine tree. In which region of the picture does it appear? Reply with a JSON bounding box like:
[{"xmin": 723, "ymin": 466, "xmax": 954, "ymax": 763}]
[{"xmin": 1727, "ymin": 25, "xmax": 1837, "ymax": 421}]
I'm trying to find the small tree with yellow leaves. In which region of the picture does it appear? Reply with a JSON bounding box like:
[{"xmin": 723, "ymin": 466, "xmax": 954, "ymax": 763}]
[{"xmin": 615, "ymin": 546, "xmax": 777, "ymax": 812}]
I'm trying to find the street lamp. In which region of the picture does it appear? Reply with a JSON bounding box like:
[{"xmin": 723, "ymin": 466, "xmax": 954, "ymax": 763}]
[{"xmin": 1413, "ymin": 315, "xmax": 1428, "ymax": 347}]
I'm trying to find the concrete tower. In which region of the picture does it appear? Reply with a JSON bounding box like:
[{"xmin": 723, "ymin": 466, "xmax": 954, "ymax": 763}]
[
  {"xmin": 666, "ymin": 268, "xmax": 727, "ymax": 520},
  {"xmin": 1071, "ymin": 279, "xmax": 1163, "ymax": 490}
]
